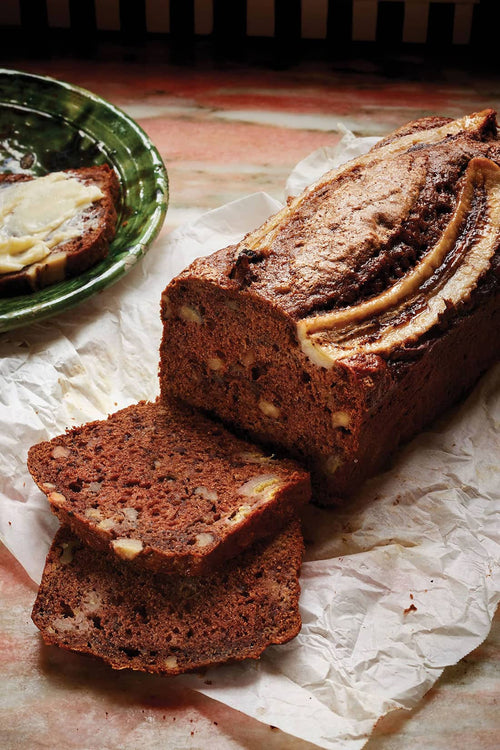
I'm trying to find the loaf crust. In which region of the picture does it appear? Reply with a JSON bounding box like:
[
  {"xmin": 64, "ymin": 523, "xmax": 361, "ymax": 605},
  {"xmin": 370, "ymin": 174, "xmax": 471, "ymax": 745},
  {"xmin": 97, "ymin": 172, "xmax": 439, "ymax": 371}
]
[
  {"xmin": 159, "ymin": 110, "xmax": 500, "ymax": 503},
  {"xmin": 28, "ymin": 399, "xmax": 310, "ymax": 574},
  {"xmin": 0, "ymin": 164, "xmax": 120, "ymax": 296},
  {"xmin": 31, "ymin": 521, "xmax": 304, "ymax": 675}
]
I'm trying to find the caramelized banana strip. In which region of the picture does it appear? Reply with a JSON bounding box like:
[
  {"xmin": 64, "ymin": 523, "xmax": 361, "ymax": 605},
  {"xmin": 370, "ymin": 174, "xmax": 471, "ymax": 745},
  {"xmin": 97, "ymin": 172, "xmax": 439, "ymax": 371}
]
[{"xmin": 299, "ymin": 157, "xmax": 500, "ymax": 364}]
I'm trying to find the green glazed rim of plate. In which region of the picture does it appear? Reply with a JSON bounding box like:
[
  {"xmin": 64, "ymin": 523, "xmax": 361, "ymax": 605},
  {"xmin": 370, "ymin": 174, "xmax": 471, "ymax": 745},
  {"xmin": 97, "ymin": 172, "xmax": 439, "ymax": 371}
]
[{"xmin": 0, "ymin": 67, "xmax": 168, "ymax": 332}]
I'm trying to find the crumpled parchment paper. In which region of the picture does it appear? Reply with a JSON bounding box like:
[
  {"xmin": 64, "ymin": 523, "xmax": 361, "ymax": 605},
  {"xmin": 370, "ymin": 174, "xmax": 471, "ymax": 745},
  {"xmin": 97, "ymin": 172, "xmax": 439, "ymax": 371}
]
[{"xmin": 0, "ymin": 132, "xmax": 499, "ymax": 750}]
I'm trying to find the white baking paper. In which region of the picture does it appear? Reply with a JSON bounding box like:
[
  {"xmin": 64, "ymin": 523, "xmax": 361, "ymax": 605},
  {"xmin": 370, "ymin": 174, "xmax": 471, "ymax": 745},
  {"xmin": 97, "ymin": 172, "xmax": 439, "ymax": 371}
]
[{"xmin": 0, "ymin": 132, "xmax": 499, "ymax": 750}]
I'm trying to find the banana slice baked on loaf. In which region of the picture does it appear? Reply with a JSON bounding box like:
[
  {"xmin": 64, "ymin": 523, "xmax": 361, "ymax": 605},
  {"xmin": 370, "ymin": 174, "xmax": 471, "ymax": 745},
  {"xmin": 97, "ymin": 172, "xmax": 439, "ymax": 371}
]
[
  {"xmin": 159, "ymin": 109, "xmax": 500, "ymax": 503},
  {"xmin": 28, "ymin": 399, "xmax": 310, "ymax": 575},
  {"xmin": 0, "ymin": 164, "xmax": 119, "ymax": 296},
  {"xmin": 32, "ymin": 520, "xmax": 304, "ymax": 675}
]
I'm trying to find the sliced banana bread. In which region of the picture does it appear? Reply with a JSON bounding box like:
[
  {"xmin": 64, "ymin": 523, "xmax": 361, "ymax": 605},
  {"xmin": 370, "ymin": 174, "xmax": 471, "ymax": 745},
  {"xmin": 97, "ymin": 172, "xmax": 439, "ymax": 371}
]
[
  {"xmin": 28, "ymin": 399, "xmax": 310, "ymax": 575},
  {"xmin": 32, "ymin": 520, "xmax": 304, "ymax": 675}
]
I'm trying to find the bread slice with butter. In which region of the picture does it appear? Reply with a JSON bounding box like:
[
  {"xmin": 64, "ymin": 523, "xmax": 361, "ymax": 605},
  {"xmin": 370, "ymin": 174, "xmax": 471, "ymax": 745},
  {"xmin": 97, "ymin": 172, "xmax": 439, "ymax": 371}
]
[{"xmin": 0, "ymin": 164, "xmax": 119, "ymax": 296}]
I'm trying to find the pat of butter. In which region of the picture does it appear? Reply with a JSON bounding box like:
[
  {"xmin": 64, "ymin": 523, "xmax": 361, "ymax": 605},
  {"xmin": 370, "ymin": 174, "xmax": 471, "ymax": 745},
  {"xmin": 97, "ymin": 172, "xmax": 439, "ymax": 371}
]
[{"xmin": 0, "ymin": 172, "xmax": 103, "ymax": 273}]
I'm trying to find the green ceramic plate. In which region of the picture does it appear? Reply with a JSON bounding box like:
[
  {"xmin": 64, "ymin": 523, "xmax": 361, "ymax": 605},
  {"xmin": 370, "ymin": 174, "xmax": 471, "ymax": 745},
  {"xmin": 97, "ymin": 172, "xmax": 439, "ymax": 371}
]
[{"xmin": 0, "ymin": 68, "xmax": 168, "ymax": 332}]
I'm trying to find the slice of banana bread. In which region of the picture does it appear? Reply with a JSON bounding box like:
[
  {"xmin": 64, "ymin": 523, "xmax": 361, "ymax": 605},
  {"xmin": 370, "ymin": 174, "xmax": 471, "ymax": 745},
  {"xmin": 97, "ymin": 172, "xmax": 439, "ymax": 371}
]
[
  {"xmin": 159, "ymin": 109, "xmax": 500, "ymax": 503},
  {"xmin": 28, "ymin": 399, "xmax": 310, "ymax": 575},
  {"xmin": 0, "ymin": 164, "xmax": 119, "ymax": 296},
  {"xmin": 32, "ymin": 520, "xmax": 304, "ymax": 675}
]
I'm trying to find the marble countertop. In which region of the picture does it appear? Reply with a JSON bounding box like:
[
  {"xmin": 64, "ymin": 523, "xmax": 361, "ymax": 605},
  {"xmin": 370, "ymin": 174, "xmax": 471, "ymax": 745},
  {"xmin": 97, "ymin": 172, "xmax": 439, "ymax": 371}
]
[{"xmin": 0, "ymin": 54, "xmax": 499, "ymax": 749}]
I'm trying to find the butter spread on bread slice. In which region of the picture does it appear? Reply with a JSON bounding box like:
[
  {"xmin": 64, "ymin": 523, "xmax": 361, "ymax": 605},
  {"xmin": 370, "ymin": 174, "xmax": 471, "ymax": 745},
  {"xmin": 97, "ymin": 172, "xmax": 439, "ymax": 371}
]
[{"xmin": 0, "ymin": 164, "xmax": 119, "ymax": 296}]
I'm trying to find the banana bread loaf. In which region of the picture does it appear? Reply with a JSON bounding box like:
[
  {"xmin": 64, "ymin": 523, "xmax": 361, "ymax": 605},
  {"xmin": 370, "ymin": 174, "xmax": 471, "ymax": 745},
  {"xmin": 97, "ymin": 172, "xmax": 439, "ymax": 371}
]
[
  {"xmin": 0, "ymin": 164, "xmax": 119, "ymax": 296},
  {"xmin": 28, "ymin": 399, "xmax": 310, "ymax": 575},
  {"xmin": 159, "ymin": 110, "xmax": 500, "ymax": 503},
  {"xmin": 31, "ymin": 520, "xmax": 304, "ymax": 675}
]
